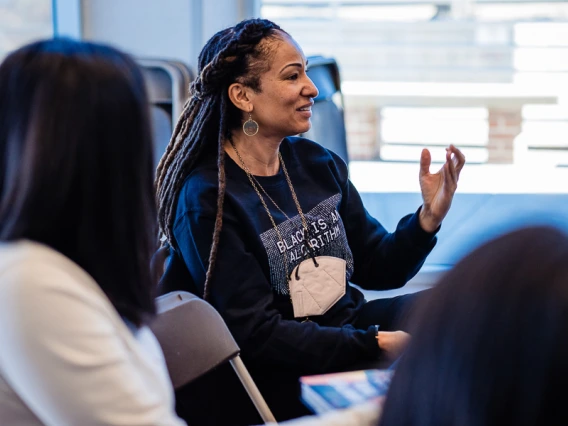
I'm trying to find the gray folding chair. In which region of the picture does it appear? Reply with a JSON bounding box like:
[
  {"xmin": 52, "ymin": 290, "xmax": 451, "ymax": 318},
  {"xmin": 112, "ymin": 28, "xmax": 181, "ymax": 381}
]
[
  {"xmin": 303, "ymin": 55, "xmax": 349, "ymax": 164},
  {"xmin": 137, "ymin": 59, "xmax": 194, "ymax": 173},
  {"xmin": 151, "ymin": 291, "xmax": 276, "ymax": 424}
]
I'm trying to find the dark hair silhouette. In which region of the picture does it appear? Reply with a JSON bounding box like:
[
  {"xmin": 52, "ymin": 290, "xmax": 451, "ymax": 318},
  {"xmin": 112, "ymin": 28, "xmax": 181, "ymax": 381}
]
[
  {"xmin": 156, "ymin": 18, "xmax": 284, "ymax": 299},
  {"xmin": 0, "ymin": 38, "xmax": 157, "ymax": 326},
  {"xmin": 379, "ymin": 226, "xmax": 568, "ymax": 426}
]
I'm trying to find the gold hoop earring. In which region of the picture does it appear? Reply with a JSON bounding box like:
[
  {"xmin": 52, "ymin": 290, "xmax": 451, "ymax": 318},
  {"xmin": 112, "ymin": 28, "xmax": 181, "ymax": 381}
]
[{"xmin": 243, "ymin": 113, "xmax": 259, "ymax": 136}]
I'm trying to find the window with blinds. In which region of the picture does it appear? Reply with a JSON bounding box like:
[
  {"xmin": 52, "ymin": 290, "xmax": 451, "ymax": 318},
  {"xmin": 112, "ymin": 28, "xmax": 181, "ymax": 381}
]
[{"xmin": 261, "ymin": 0, "xmax": 568, "ymax": 179}]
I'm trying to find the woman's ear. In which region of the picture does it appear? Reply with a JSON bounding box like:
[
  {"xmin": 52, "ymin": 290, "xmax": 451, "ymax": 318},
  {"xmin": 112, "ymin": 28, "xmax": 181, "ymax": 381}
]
[{"xmin": 227, "ymin": 82, "xmax": 253, "ymax": 113}]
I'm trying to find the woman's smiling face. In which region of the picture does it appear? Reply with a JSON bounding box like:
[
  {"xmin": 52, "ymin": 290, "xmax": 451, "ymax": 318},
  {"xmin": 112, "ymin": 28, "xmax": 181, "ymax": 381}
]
[{"xmin": 247, "ymin": 32, "xmax": 319, "ymax": 139}]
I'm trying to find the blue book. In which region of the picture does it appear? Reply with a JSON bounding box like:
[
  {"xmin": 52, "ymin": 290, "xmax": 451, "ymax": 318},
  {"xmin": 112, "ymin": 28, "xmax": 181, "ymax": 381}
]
[{"xmin": 300, "ymin": 369, "xmax": 394, "ymax": 414}]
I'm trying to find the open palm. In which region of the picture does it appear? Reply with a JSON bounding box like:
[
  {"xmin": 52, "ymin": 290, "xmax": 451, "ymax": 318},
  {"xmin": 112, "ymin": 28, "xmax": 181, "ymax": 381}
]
[{"xmin": 418, "ymin": 145, "xmax": 466, "ymax": 232}]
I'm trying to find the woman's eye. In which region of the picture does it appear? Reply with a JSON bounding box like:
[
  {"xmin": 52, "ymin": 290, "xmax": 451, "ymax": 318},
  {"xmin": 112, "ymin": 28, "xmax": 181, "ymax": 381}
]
[{"xmin": 288, "ymin": 74, "xmax": 299, "ymax": 81}]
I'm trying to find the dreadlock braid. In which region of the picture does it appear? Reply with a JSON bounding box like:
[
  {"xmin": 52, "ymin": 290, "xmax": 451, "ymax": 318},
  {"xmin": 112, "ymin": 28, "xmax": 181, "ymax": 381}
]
[
  {"xmin": 156, "ymin": 97, "xmax": 217, "ymax": 240},
  {"xmin": 203, "ymin": 95, "xmax": 228, "ymax": 300},
  {"xmin": 155, "ymin": 18, "xmax": 283, "ymax": 300},
  {"xmin": 155, "ymin": 96, "xmax": 197, "ymax": 180}
]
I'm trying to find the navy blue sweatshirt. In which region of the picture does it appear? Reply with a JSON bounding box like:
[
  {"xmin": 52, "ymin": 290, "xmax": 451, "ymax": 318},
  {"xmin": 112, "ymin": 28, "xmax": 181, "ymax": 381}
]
[{"xmin": 170, "ymin": 137, "xmax": 437, "ymax": 374}]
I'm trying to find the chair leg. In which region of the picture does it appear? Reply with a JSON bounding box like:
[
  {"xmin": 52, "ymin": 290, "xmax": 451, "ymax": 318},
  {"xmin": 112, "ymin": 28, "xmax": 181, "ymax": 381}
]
[{"xmin": 230, "ymin": 356, "xmax": 277, "ymax": 424}]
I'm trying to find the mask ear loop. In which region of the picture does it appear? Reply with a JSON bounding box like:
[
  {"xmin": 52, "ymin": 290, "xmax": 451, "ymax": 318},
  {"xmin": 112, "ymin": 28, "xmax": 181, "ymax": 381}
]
[
  {"xmin": 305, "ymin": 240, "xmax": 319, "ymax": 268},
  {"xmin": 293, "ymin": 231, "xmax": 319, "ymax": 281}
]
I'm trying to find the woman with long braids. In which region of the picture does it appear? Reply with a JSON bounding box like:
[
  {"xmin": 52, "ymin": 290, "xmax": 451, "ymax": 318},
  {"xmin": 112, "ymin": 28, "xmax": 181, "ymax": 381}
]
[{"xmin": 157, "ymin": 18, "xmax": 465, "ymax": 424}]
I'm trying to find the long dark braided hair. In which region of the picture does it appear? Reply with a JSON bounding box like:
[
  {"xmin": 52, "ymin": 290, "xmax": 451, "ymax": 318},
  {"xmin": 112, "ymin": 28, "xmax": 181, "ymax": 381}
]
[{"xmin": 156, "ymin": 19, "xmax": 284, "ymax": 300}]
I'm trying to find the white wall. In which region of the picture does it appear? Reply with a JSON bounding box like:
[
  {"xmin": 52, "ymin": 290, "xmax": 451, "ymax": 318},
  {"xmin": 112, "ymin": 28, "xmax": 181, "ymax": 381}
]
[
  {"xmin": 82, "ymin": 0, "xmax": 195, "ymax": 64},
  {"xmin": 81, "ymin": 0, "xmax": 259, "ymax": 69},
  {"xmin": 0, "ymin": 0, "xmax": 52, "ymax": 59}
]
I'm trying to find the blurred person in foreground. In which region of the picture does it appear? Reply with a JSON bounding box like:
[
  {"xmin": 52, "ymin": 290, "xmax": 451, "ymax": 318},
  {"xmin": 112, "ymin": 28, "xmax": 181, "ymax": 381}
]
[
  {"xmin": 0, "ymin": 39, "xmax": 184, "ymax": 425},
  {"xmin": 379, "ymin": 226, "xmax": 568, "ymax": 426}
]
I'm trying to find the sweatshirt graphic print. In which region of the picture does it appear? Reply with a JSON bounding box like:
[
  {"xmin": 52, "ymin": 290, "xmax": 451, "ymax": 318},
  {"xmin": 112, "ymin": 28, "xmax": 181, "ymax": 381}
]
[{"xmin": 259, "ymin": 193, "xmax": 354, "ymax": 295}]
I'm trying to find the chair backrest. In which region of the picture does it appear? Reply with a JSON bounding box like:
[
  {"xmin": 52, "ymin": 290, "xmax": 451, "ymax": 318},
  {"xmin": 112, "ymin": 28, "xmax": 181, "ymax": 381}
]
[
  {"xmin": 151, "ymin": 290, "xmax": 277, "ymax": 423},
  {"xmin": 150, "ymin": 106, "xmax": 172, "ymax": 170},
  {"xmin": 150, "ymin": 244, "xmax": 170, "ymax": 288},
  {"xmin": 304, "ymin": 56, "xmax": 350, "ymax": 164},
  {"xmin": 151, "ymin": 291, "xmax": 239, "ymax": 389},
  {"xmin": 137, "ymin": 59, "xmax": 194, "ymax": 172}
]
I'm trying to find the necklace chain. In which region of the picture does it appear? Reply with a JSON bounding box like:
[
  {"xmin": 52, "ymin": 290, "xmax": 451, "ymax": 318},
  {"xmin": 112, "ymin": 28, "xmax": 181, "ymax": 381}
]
[{"xmin": 229, "ymin": 140, "xmax": 313, "ymax": 284}]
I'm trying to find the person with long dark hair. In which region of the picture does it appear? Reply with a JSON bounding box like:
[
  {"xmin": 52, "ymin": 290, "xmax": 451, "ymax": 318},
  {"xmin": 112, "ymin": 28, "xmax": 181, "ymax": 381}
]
[
  {"xmin": 156, "ymin": 18, "xmax": 464, "ymax": 423},
  {"xmin": 0, "ymin": 39, "xmax": 184, "ymax": 425},
  {"xmin": 379, "ymin": 226, "xmax": 568, "ymax": 426}
]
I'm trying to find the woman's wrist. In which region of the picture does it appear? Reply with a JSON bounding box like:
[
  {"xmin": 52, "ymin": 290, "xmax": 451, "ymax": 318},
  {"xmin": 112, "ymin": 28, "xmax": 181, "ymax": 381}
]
[
  {"xmin": 419, "ymin": 206, "xmax": 441, "ymax": 233},
  {"xmin": 377, "ymin": 331, "xmax": 411, "ymax": 358}
]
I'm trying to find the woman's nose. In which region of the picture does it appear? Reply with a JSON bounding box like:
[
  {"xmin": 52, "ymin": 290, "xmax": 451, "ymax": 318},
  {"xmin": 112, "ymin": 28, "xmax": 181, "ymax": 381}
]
[{"xmin": 304, "ymin": 75, "xmax": 319, "ymax": 99}]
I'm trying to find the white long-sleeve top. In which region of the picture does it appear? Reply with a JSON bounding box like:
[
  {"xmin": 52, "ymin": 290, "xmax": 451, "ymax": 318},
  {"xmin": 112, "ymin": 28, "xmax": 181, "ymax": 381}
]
[{"xmin": 0, "ymin": 240, "xmax": 186, "ymax": 426}]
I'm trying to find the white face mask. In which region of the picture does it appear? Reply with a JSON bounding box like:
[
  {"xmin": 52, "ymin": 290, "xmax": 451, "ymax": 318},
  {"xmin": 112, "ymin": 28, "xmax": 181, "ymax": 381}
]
[{"xmin": 288, "ymin": 255, "xmax": 346, "ymax": 318}]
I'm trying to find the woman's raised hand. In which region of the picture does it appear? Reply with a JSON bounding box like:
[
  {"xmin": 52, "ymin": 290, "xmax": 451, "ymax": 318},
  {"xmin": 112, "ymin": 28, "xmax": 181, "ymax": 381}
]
[{"xmin": 418, "ymin": 144, "xmax": 466, "ymax": 233}]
